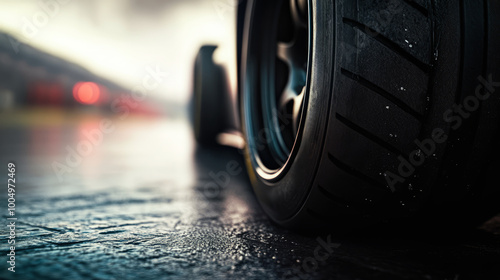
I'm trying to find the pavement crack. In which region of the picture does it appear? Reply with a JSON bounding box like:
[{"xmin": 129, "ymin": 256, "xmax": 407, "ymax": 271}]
[{"xmin": 18, "ymin": 221, "xmax": 66, "ymax": 233}]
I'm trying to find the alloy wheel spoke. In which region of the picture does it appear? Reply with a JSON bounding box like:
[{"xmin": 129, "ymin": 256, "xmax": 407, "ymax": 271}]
[
  {"xmin": 290, "ymin": 0, "xmax": 308, "ymax": 29},
  {"xmin": 292, "ymin": 86, "xmax": 305, "ymax": 135}
]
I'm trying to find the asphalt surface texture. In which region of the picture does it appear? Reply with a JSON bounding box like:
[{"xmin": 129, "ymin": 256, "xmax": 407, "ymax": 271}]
[{"xmin": 0, "ymin": 109, "xmax": 499, "ymax": 280}]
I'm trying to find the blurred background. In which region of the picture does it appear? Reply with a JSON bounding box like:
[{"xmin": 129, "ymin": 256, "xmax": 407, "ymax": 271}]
[
  {"xmin": 0, "ymin": 0, "xmax": 239, "ymax": 199},
  {"xmin": 0, "ymin": 0, "xmax": 236, "ymax": 113}
]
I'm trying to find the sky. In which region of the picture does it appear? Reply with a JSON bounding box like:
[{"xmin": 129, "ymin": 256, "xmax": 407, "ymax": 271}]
[{"xmin": 0, "ymin": 0, "xmax": 237, "ymax": 104}]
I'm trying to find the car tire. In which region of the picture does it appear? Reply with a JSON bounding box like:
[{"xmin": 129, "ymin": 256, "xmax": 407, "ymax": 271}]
[
  {"xmin": 192, "ymin": 45, "xmax": 230, "ymax": 146},
  {"xmin": 240, "ymin": 0, "xmax": 500, "ymax": 231}
]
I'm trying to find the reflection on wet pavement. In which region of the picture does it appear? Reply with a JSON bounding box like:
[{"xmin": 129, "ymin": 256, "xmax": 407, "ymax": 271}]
[{"xmin": 0, "ymin": 111, "xmax": 499, "ymax": 279}]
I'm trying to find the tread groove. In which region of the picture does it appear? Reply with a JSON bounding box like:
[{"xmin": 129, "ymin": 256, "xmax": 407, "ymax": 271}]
[
  {"xmin": 403, "ymin": 0, "xmax": 429, "ymax": 17},
  {"xmin": 327, "ymin": 153, "xmax": 389, "ymax": 191},
  {"xmin": 336, "ymin": 113, "xmax": 407, "ymax": 158},
  {"xmin": 317, "ymin": 185, "xmax": 349, "ymax": 205},
  {"xmin": 342, "ymin": 17, "xmax": 431, "ymax": 73},
  {"xmin": 341, "ymin": 68, "xmax": 425, "ymax": 121}
]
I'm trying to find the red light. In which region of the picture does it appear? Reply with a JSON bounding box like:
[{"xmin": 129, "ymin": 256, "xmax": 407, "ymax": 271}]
[{"xmin": 73, "ymin": 82, "xmax": 100, "ymax": 105}]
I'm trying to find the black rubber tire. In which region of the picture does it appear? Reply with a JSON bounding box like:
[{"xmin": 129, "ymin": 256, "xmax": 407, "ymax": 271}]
[
  {"xmin": 191, "ymin": 45, "xmax": 230, "ymax": 146},
  {"xmin": 240, "ymin": 0, "xmax": 500, "ymax": 231}
]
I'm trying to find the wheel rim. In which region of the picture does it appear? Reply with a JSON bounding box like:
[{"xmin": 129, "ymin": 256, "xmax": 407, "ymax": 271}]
[{"xmin": 244, "ymin": 0, "xmax": 312, "ymax": 180}]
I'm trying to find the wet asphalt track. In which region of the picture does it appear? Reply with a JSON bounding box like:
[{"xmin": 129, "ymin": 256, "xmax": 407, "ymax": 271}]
[{"xmin": 0, "ymin": 111, "xmax": 499, "ymax": 280}]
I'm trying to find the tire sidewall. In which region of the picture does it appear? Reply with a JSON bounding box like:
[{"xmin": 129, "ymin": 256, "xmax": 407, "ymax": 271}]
[{"xmin": 241, "ymin": 0, "xmax": 336, "ymax": 223}]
